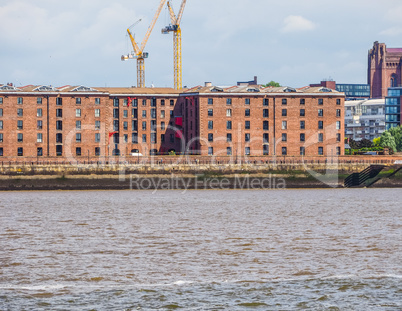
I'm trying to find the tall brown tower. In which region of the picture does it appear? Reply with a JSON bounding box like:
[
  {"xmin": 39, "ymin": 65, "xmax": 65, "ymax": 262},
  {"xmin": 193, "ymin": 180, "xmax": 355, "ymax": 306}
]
[{"xmin": 368, "ymin": 41, "xmax": 402, "ymax": 98}]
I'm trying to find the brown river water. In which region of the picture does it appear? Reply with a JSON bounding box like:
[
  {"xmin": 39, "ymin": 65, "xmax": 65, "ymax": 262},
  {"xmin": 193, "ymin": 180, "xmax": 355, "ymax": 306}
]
[{"xmin": 0, "ymin": 189, "xmax": 401, "ymax": 310}]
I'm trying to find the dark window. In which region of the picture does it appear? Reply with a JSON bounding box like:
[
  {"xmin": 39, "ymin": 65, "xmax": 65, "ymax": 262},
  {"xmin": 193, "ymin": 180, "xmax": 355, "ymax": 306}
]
[
  {"xmin": 17, "ymin": 108, "xmax": 23, "ymax": 116},
  {"xmin": 95, "ymin": 147, "xmax": 100, "ymax": 156},
  {"xmin": 208, "ymin": 98, "xmax": 213, "ymax": 105},
  {"xmin": 245, "ymin": 121, "xmax": 250, "ymax": 129},
  {"xmin": 95, "ymin": 98, "xmax": 100, "ymax": 105},
  {"xmin": 0, "ymin": 108, "xmax": 2, "ymax": 117},
  {"xmin": 56, "ymin": 145, "xmax": 63, "ymax": 156},
  {"xmin": 113, "ymin": 109, "xmax": 119, "ymax": 119},
  {"xmin": 245, "ymin": 147, "xmax": 250, "ymax": 155},
  {"xmin": 226, "ymin": 98, "xmax": 232, "ymax": 105},
  {"xmin": 151, "ymin": 120, "xmax": 156, "ymax": 131},
  {"xmin": 282, "ymin": 147, "xmax": 287, "ymax": 155},
  {"xmin": 17, "ymin": 97, "xmax": 23, "ymax": 105},
  {"xmin": 263, "ymin": 133, "xmax": 269, "ymax": 143},
  {"xmin": 208, "ymin": 133, "xmax": 213, "ymax": 142},
  {"xmin": 227, "ymin": 121, "xmax": 232, "ymax": 130},
  {"xmin": 208, "ymin": 109, "xmax": 213, "ymax": 116},
  {"xmin": 227, "ymin": 133, "xmax": 232, "ymax": 142},
  {"xmin": 132, "ymin": 108, "xmax": 138, "ymax": 118},
  {"xmin": 245, "ymin": 109, "xmax": 250, "ymax": 117},
  {"xmin": 208, "ymin": 120, "xmax": 213, "ymax": 129},
  {"xmin": 151, "ymin": 108, "xmax": 156, "ymax": 119},
  {"xmin": 170, "ymin": 99, "xmax": 174, "ymax": 106},
  {"xmin": 142, "ymin": 110, "xmax": 146, "ymax": 118},
  {"xmin": 0, "ymin": 147, "xmax": 3, "ymax": 156},
  {"xmin": 245, "ymin": 98, "xmax": 250, "ymax": 105},
  {"xmin": 318, "ymin": 109, "xmax": 323, "ymax": 117},
  {"xmin": 113, "ymin": 120, "xmax": 119, "ymax": 131},
  {"xmin": 132, "ymin": 133, "xmax": 138, "ymax": 143},
  {"xmin": 227, "ymin": 147, "xmax": 232, "ymax": 155},
  {"xmin": 336, "ymin": 147, "xmax": 341, "ymax": 155},
  {"xmin": 0, "ymin": 133, "xmax": 2, "ymax": 142},
  {"xmin": 208, "ymin": 147, "xmax": 213, "ymax": 155},
  {"xmin": 56, "ymin": 133, "xmax": 62, "ymax": 143},
  {"xmin": 318, "ymin": 133, "xmax": 323, "ymax": 142},
  {"xmin": 56, "ymin": 120, "xmax": 62, "ymax": 130},
  {"xmin": 263, "ymin": 121, "xmax": 269, "ymax": 130},
  {"xmin": 142, "ymin": 134, "xmax": 147, "ymax": 142},
  {"xmin": 282, "ymin": 98, "xmax": 287, "ymax": 105},
  {"xmin": 76, "ymin": 98, "xmax": 81, "ymax": 105},
  {"xmin": 114, "ymin": 98, "xmax": 119, "ymax": 107},
  {"xmin": 336, "ymin": 133, "xmax": 341, "ymax": 142},
  {"xmin": 318, "ymin": 121, "xmax": 323, "ymax": 129},
  {"xmin": 76, "ymin": 147, "xmax": 81, "ymax": 156},
  {"xmin": 300, "ymin": 99, "xmax": 305, "ymax": 105},
  {"xmin": 263, "ymin": 145, "xmax": 269, "ymax": 155},
  {"xmin": 318, "ymin": 98, "xmax": 323, "ymax": 105},
  {"xmin": 300, "ymin": 120, "xmax": 305, "ymax": 129},
  {"xmin": 161, "ymin": 99, "xmax": 165, "ymax": 106},
  {"xmin": 263, "ymin": 109, "xmax": 269, "ymax": 117},
  {"xmin": 282, "ymin": 133, "xmax": 287, "ymax": 141},
  {"xmin": 37, "ymin": 120, "xmax": 43, "ymax": 130},
  {"xmin": 142, "ymin": 121, "xmax": 147, "ymax": 130},
  {"xmin": 17, "ymin": 120, "xmax": 23, "ymax": 130},
  {"xmin": 336, "ymin": 109, "xmax": 341, "ymax": 117},
  {"xmin": 263, "ymin": 98, "xmax": 269, "ymax": 106},
  {"xmin": 37, "ymin": 97, "xmax": 42, "ymax": 104},
  {"xmin": 318, "ymin": 147, "xmax": 323, "ymax": 155},
  {"xmin": 95, "ymin": 120, "xmax": 100, "ymax": 130},
  {"xmin": 123, "ymin": 122, "xmax": 128, "ymax": 131},
  {"xmin": 300, "ymin": 133, "xmax": 305, "ymax": 142},
  {"xmin": 17, "ymin": 147, "xmax": 23, "ymax": 156},
  {"xmin": 112, "ymin": 149, "xmax": 120, "ymax": 156},
  {"xmin": 300, "ymin": 109, "xmax": 305, "ymax": 117},
  {"xmin": 76, "ymin": 120, "xmax": 81, "ymax": 130},
  {"xmin": 95, "ymin": 133, "xmax": 100, "ymax": 142},
  {"xmin": 300, "ymin": 147, "xmax": 305, "ymax": 156},
  {"xmin": 131, "ymin": 120, "xmax": 138, "ymax": 132},
  {"xmin": 56, "ymin": 97, "xmax": 62, "ymax": 106},
  {"xmin": 245, "ymin": 133, "xmax": 250, "ymax": 142},
  {"xmin": 76, "ymin": 133, "xmax": 81, "ymax": 142},
  {"xmin": 282, "ymin": 109, "xmax": 287, "ymax": 116},
  {"xmin": 133, "ymin": 99, "xmax": 138, "ymax": 107},
  {"xmin": 151, "ymin": 98, "xmax": 156, "ymax": 107},
  {"xmin": 56, "ymin": 109, "xmax": 62, "ymax": 117},
  {"xmin": 336, "ymin": 99, "xmax": 341, "ymax": 105},
  {"xmin": 142, "ymin": 99, "xmax": 147, "ymax": 106}
]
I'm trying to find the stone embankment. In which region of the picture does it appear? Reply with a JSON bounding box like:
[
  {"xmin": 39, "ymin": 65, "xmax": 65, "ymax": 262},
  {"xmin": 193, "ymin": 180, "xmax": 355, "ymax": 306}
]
[{"xmin": 0, "ymin": 162, "xmax": 400, "ymax": 190}]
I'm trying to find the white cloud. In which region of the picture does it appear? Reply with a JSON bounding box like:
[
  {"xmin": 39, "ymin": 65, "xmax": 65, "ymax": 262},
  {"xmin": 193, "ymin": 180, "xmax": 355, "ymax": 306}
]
[{"xmin": 281, "ymin": 15, "xmax": 316, "ymax": 33}]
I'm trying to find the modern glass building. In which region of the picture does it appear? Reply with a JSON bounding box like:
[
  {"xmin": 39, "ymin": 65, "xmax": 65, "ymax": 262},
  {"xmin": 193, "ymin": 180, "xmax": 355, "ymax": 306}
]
[
  {"xmin": 385, "ymin": 87, "xmax": 402, "ymax": 130},
  {"xmin": 336, "ymin": 84, "xmax": 370, "ymax": 100}
]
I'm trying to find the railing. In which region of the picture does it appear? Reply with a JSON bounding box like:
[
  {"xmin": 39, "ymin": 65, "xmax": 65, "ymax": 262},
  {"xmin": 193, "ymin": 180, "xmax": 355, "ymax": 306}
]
[{"xmin": 344, "ymin": 165, "xmax": 385, "ymax": 188}]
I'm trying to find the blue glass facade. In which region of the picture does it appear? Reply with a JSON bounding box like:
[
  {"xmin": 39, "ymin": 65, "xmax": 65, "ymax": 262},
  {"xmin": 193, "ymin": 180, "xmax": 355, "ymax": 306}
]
[
  {"xmin": 336, "ymin": 84, "xmax": 370, "ymax": 99},
  {"xmin": 385, "ymin": 87, "xmax": 402, "ymax": 130}
]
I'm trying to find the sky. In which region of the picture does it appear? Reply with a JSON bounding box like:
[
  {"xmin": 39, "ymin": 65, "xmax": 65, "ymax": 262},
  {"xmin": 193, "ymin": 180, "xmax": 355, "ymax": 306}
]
[{"xmin": 2, "ymin": 0, "xmax": 402, "ymax": 89}]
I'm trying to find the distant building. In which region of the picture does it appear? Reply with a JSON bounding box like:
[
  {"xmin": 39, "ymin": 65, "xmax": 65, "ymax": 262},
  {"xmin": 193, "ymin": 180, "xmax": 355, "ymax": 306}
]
[
  {"xmin": 344, "ymin": 99, "xmax": 385, "ymax": 141},
  {"xmin": 385, "ymin": 87, "xmax": 402, "ymax": 130},
  {"xmin": 310, "ymin": 80, "xmax": 370, "ymax": 100},
  {"xmin": 237, "ymin": 76, "xmax": 258, "ymax": 86},
  {"xmin": 336, "ymin": 84, "xmax": 370, "ymax": 100},
  {"xmin": 368, "ymin": 41, "xmax": 402, "ymax": 99}
]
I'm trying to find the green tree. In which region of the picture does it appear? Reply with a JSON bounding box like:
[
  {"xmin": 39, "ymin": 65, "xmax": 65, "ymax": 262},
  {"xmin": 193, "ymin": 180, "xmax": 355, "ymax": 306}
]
[
  {"xmin": 380, "ymin": 131, "xmax": 397, "ymax": 152},
  {"xmin": 373, "ymin": 137, "xmax": 381, "ymax": 147},
  {"xmin": 263, "ymin": 81, "xmax": 281, "ymax": 87},
  {"xmin": 388, "ymin": 126, "xmax": 402, "ymax": 151}
]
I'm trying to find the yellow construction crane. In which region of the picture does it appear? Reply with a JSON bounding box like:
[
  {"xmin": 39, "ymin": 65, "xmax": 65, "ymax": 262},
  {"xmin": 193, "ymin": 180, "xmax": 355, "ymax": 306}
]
[
  {"xmin": 121, "ymin": 0, "xmax": 166, "ymax": 88},
  {"xmin": 162, "ymin": 0, "xmax": 187, "ymax": 90}
]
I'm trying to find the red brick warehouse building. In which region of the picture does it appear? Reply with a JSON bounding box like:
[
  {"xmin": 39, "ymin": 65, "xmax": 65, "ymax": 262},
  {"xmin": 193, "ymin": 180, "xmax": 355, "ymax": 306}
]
[
  {"xmin": 0, "ymin": 83, "xmax": 344, "ymax": 161},
  {"xmin": 181, "ymin": 84, "xmax": 344, "ymax": 158}
]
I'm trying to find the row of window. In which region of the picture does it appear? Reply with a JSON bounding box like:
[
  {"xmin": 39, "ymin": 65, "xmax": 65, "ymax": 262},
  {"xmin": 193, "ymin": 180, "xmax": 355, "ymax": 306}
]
[
  {"xmin": 207, "ymin": 98, "xmax": 341, "ymax": 106},
  {"xmin": 206, "ymin": 108, "xmax": 341, "ymax": 118},
  {"xmin": 0, "ymin": 97, "xmax": 179, "ymax": 107},
  {"xmin": 206, "ymin": 120, "xmax": 341, "ymax": 130},
  {"xmin": 206, "ymin": 146, "xmax": 341, "ymax": 156},
  {"xmin": 0, "ymin": 145, "xmax": 341, "ymax": 158},
  {"xmin": 206, "ymin": 132, "xmax": 341, "ymax": 143}
]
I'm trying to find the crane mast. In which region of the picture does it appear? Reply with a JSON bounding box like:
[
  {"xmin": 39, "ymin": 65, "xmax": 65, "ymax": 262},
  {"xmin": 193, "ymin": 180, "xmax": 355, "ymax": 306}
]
[
  {"xmin": 162, "ymin": 0, "xmax": 187, "ymax": 90},
  {"xmin": 121, "ymin": 0, "xmax": 166, "ymax": 88}
]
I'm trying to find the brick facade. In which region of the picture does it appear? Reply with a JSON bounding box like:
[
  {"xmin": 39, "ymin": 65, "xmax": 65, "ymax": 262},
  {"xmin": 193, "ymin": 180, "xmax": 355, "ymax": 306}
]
[
  {"xmin": 0, "ymin": 84, "xmax": 344, "ymax": 161},
  {"xmin": 368, "ymin": 41, "xmax": 402, "ymax": 99}
]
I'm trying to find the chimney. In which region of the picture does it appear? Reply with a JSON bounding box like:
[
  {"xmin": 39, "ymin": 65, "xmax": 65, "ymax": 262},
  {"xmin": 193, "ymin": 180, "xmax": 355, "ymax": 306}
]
[{"xmin": 205, "ymin": 82, "xmax": 212, "ymax": 87}]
